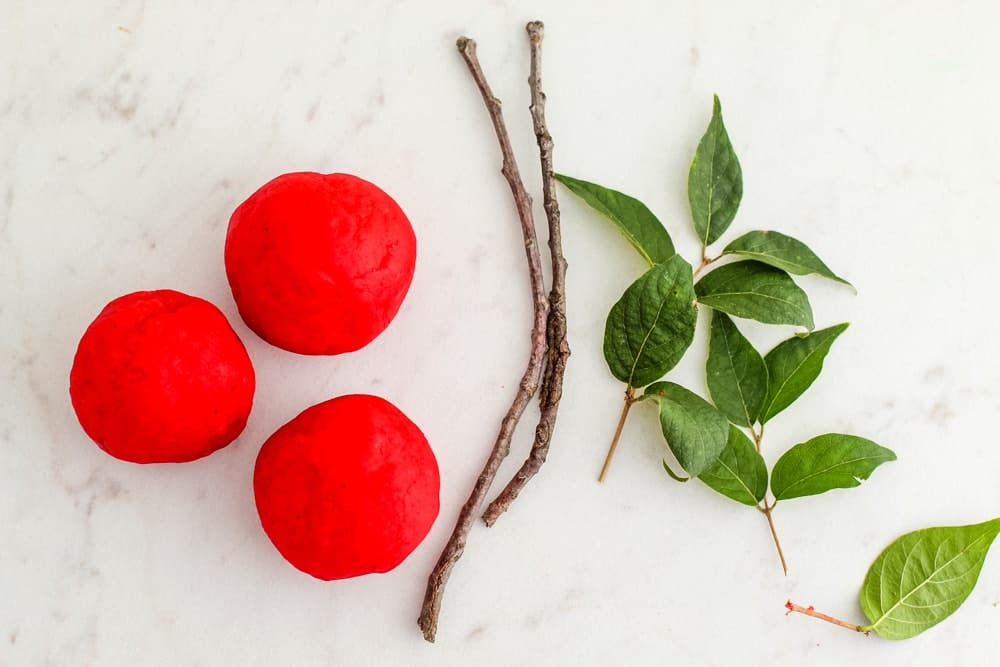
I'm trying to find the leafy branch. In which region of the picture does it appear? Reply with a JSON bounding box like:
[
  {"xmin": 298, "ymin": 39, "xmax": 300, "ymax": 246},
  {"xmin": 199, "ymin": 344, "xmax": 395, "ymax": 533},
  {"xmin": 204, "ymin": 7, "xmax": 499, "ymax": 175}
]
[
  {"xmin": 557, "ymin": 95, "xmax": 895, "ymax": 574},
  {"xmin": 558, "ymin": 88, "xmax": 998, "ymax": 643}
]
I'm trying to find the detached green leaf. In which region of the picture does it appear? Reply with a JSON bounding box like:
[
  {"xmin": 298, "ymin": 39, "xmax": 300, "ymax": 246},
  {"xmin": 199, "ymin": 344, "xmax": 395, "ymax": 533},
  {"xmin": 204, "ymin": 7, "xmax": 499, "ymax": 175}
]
[
  {"xmin": 643, "ymin": 382, "xmax": 730, "ymax": 477},
  {"xmin": 706, "ymin": 312, "xmax": 768, "ymax": 427},
  {"xmin": 695, "ymin": 261, "xmax": 814, "ymax": 329},
  {"xmin": 860, "ymin": 519, "xmax": 1000, "ymax": 640},
  {"xmin": 603, "ymin": 255, "xmax": 697, "ymax": 387},
  {"xmin": 759, "ymin": 323, "xmax": 849, "ymax": 423},
  {"xmin": 723, "ymin": 230, "xmax": 852, "ymax": 287},
  {"xmin": 698, "ymin": 425, "xmax": 767, "ymax": 506},
  {"xmin": 688, "ymin": 95, "xmax": 743, "ymax": 247},
  {"xmin": 555, "ymin": 173, "xmax": 675, "ymax": 265},
  {"xmin": 770, "ymin": 434, "xmax": 895, "ymax": 501}
]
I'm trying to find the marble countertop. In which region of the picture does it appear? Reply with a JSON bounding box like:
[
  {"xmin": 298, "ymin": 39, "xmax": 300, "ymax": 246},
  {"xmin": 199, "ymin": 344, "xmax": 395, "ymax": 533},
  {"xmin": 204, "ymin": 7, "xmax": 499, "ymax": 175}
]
[{"xmin": 4, "ymin": 1, "xmax": 1000, "ymax": 665}]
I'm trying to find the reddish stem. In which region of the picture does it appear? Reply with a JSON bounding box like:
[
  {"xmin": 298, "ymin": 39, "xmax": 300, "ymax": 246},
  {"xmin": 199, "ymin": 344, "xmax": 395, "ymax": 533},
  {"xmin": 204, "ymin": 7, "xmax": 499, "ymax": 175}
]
[
  {"xmin": 693, "ymin": 253, "xmax": 718, "ymax": 278},
  {"xmin": 785, "ymin": 601, "xmax": 871, "ymax": 635}
]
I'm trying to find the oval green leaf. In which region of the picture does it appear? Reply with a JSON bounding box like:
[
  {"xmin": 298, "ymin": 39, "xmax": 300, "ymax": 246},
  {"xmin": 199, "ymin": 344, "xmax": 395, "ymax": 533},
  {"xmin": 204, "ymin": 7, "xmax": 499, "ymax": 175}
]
[
  {"xmin": 770, "ymin": 434, "xmax": 895, "ymax": 501},
  {"xmin": 555, "ymin": 173, "xmax": 675, "ymax": 265},
  {"xmin": 722, "ymin": 230, "xmax": 852, "ymax": 288},
  {"xmin": 688, "ymin": 95, "xmax": 743, "ymax": 247},
  {"xmin": 706, "ymin": 312, "xmax": 768, "ymax": 427},
  {"xmin": 695, "ymin": 260, "xmax": 814, "ymax": 329},
  {"xmin": 759, "ymin": 323, "xmax": 849, "ymax": 424},
  {"xmin": 603, "ymin": 256, "xmax": 697, "ymax": 388},
  {"xmin": 643, "ymin": 382, "xmax": 730, "ymax": 477},
  {"xmin": 860, "ymin": 519, "xmax": 1000, "ymax": 640},
  {"xmin": 698, "ymin": 425, "xmax": 767, "ymax": 506}
]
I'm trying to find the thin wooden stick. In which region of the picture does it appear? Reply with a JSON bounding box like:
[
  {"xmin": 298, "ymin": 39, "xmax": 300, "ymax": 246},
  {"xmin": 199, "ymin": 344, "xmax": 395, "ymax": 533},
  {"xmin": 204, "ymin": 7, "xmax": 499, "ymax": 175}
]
[{"xmin": 418, "ymin": 35, "xmax": 549, "ymax": 644}]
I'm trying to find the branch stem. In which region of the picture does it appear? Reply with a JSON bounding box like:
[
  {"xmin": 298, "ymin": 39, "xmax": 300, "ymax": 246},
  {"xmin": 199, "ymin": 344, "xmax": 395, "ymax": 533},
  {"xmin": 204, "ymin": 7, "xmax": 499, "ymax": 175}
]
[
  {"xmin": 598, "ymin": 386, "xmax": 636, "ymax": 482},
  {"xmin": 694, "ymin": 253, "xmax": 718, "ymax": 278},
  {"xmin": 419, "ymin": 34, "xmax": 549, "ymax": 644},
  {"xmin": 760, "ymin": 500, "xmax": 788, "ymax": 575},
  {"xmin": 483, "ymin": 20, "xmax": 570, "ymax": 526},
  {"xmin": 785, "ymin": 601, "xmax": 871, "ymax": 635}
]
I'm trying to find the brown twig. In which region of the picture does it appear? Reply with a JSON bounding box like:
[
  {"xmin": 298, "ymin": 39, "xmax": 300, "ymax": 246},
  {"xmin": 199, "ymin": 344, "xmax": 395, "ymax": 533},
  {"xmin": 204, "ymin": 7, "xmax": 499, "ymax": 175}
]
[
  {"xmin": 418, "ymin": 34, "xmax": 549, "ymax": 644},
  {"xmin": 483, "ymin": 21, "xmax": 570, "ymax": 526},
  {"xmin": 785, "ymin": 601, "xmax": 871, "ymax": 635}
]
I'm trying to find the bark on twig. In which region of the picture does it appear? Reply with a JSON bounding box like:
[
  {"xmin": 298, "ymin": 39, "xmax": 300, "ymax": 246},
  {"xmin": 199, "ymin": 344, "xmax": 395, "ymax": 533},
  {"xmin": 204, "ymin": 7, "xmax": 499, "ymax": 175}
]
[
  {"xmin": 483, "ymin": 21, "xmax": 570, "ymax": 527},
  {"xmin": 418, "ymin": 34, "xmax": 549, "ymax": 644}
]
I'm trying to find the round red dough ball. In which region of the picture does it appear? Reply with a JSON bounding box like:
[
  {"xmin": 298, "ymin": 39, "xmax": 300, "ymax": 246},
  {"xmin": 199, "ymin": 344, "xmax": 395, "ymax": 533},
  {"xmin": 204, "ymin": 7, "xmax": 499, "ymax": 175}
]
[
  {"xmin": 69, "ymin": 290, "xmax": 256, "ymax": 464},
  {"xmin": 224, "ymin": 172, "xmax": 417, "ymax": 355},
  {"xmin": 254, "ymin": 394, "xmax": 440, "ymax": 580}
]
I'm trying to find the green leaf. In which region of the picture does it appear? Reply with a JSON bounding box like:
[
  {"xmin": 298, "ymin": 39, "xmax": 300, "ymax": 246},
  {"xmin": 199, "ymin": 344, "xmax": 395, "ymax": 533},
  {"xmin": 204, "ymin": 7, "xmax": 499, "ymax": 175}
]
[
  {"xmin": 603, "ymin": 256, "xmax": 697, "ymax": 387},
  {"xmin": 643, "ymin": 382, "xmax": 730, "ymax": 477},
  {"xmin": 688, "ymin": 95, "xmax": 743, "ymax": 247},
  {"xmin": 758, "ymin": 323, "xmax": 849, "ymax": 423},
  {"xmin": 555, "ymin": 173, "xmax": 675, "ymax": 265},
  {"xmin": 770, "ymin": 434, "xmax": 895, "ymax": 501},
  {"xmin": 698, "ymin": 425, "xmax": 767, "ymax": 506},
  {"xmin": 723, "ymin": 230, "xmax": 852, "ymax": 287},
  {"xmin": 706, "ymin": 312, "xmax": 768, "ymax": 427},
  {"xmin": 695, "ymin": 261, "xmax": 814, "ymax": 329},
  {"xmin": 860, "ymin": 519, "xmax": 1000, "ymax": 640}
]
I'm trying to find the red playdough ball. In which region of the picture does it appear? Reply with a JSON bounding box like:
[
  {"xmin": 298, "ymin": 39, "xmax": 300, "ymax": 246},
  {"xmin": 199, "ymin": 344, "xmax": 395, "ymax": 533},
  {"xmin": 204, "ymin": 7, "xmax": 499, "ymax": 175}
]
[
  {"xmin": 69, "ymin": 290, "xmax": 256, "ymax": 464},
  {"xmin": 254, "ymin": 394, "xmax": 440, "ymax": 580},
  {"xmin": 224, "ymin": 172, "xmax": 417, "ymax": 355}
]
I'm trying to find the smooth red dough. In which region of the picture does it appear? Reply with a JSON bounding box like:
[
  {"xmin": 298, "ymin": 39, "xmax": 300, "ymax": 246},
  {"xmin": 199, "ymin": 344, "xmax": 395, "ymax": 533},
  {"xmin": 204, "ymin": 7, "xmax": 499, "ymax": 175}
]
[
  {"xmin": 224, "ymin": 172, "xmax": 417, "ymax": 355},
  {"xmin": 253, "ymin": 394, "xmax": 440, "ymax": 580},
  {"xmin": 69, "ymin": 290, "xmax": 256, "ymax": 463}
]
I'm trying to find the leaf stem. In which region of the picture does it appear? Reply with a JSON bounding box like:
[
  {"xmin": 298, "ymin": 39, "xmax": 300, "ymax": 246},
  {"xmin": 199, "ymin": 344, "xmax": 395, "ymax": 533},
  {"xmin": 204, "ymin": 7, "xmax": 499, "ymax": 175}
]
[
  {"xmin": 598, "ymin": 386, "xmax": 636, "ymax": 482},
  {"xmin": 760, "ymin": 500, "xmax": 788, "ymax": 575},
  {"xmin": 785, "ymin": 601, "xmax": 871, "ymax": 635}
]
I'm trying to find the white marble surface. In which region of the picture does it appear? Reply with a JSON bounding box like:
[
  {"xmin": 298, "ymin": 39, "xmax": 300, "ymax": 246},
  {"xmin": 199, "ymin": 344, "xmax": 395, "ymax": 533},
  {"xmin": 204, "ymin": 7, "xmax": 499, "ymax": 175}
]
[{"xmin": 4, "ymin": 1, "xmax": 1000, "ymax": 664}]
